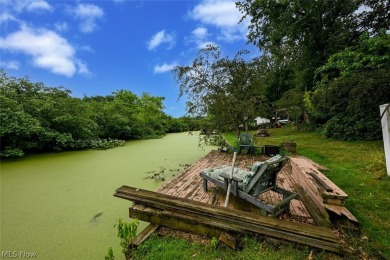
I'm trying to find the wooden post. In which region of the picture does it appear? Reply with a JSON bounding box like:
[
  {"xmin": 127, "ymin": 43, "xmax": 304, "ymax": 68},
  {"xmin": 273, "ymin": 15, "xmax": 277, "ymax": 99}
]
[
  {"xmin": 224, "ymin": 152, "xmax": 237, "ymax": 207},
  {"xmin": 380, "ymin": 104, "xmax": 390, "ymax": 176}
]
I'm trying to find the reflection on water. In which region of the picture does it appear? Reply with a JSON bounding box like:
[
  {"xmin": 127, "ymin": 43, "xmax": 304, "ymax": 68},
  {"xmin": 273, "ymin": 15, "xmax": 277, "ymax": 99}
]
[{"xmin": 0, "ymin": 132, "xmax": 213, "ymax": 259}]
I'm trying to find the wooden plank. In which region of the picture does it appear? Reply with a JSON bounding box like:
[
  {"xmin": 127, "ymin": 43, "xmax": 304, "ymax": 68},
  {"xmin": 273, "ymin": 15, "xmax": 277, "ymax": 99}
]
[
  {"xmin": 219, "ymin": 232, "xmax": 236, "ymax": 249},
  {"xmin": 324, "ymin": 198, "xmax": 345, "ymax": 206},
  {"xmin": 115, "ymin": 186, "xmax": 342, "ymax": 253},
  {"xmin": 129, "ymin": 205, "xmax": 223, "ymax": 238},
  {"xmin": 128, "ymin": 205, "xmax": 342, "ymax": 253},
  {"xmin": 290, "ymin": 158, "xmax": 348, "ymax": 201},
  {"xmin": 324, "ymin": 204, "xmax": 359, "ymax": 223},
  {"xmin": 308, "ymin": 171, "xmax": 334, "ymax": 192},
  {"xmin": 131, "ymin": 224, "xmax": 159, "ymax": 247},
  {"xmin": 115, "ymin": 186, "xmax": 335, "ymax": 240},
  {"xmin": 290, "ymin": 162, "xmax": 331, "ymax": 227}
]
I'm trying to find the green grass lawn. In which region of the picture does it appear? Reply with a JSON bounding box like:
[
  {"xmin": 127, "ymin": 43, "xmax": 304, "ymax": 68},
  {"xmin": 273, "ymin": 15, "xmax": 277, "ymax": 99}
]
[
  {"xmin": 224, "ymin": 126, "xmax": 390, "ymax": 259},
  {"xmin": 129, "ymin": 127, "xmax": 389, "ymax": 259}
]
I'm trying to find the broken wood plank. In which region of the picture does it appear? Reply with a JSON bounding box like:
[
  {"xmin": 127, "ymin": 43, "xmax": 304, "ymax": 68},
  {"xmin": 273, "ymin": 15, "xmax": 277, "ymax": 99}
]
[
  {"xmin": 308, "ymin": 171, "xmax": 334, "ymax": 192},
  {"xmin": 290, "ymin": 157, "xmax": 348, "ymax": 204},
  {"xmin": 131, "ymin": 224, "xmax": 159, "ymax": 247},
  {"xmin": 219, "ymin": 232, "xmax": 236, "ymax": 249},
  {"xmin": 290, "ymin": 162, "xmax": 331, "ymax": 227},
  {"xmin": 115, "ymin": 186, "xmax": 343, "ymax": 253},
  {"xmin": 324, "ymin": 204, "xmax": 359, "ymax": 223}
]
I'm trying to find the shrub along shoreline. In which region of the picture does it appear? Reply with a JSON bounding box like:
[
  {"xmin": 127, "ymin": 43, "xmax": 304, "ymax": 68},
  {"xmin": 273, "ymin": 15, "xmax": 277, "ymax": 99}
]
[{"xmin": 0, "ymin": 70, "xmax": 202, "ymax": 158}]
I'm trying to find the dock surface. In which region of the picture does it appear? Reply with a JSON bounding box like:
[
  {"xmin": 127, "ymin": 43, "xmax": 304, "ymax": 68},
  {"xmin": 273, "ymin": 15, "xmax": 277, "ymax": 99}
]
[
  {"xmin": 117, "ymin": 150, "xmax": 356, "ymax": 253},
  {"xmin": 156, "ymin": 150, "xmax": 314, "ymax": 225}
]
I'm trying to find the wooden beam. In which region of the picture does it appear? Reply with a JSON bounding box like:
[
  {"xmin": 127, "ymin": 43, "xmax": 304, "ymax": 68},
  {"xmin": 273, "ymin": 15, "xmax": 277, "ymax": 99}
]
[
  {"xmin": 130, "ymin": 204, "xmax": 223, "ymax": 238},
  {"xmin": 131, "ymin": 224, "xmax": 159, "ymax": 247},
  {"xmin": 115, "ymin": 186, "xmax": 343, "ymax": 253}
]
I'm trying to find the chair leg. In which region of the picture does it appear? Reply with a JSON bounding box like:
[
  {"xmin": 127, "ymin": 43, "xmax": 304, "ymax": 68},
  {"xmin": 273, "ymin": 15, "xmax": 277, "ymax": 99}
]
[{"xmin": 203, "ymin": 179, "xmax": 208, "ymax": 191}]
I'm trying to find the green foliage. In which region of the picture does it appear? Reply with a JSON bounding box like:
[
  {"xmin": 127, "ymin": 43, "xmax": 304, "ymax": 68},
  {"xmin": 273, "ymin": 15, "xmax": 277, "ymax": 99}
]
[
  {"xmin": 306, "ymin": 32, "xmax": 390, "ymax": 140},
  {"xmin": 114, "ymin": 218, "xmax": 139, "ymax": 255},
  {"xmin": 275, "ymin": 89, "xmax": 304, "ymax": 124},
  {"xmin": 0, "ymin": 70, "xmax": 192, "ymax": 158},
  {"xmin": 315, "ymin": 32, "xmax": 390, "ymax": 82},
  {"xmin": 238, "ymin": 0, "xmax": 360, "ymax": 91},
  {"xmin": 104, "ymin": 247, "xmax": 115, "ymax": 260},
  {"xmin": 173, "ymin": 45, "xmax": 269, "ymax": 133},
  {"xmin": 210, "ymin": 237, "xmax": 218, "ymax": 250},
  {"xmin": 238, "ymin": 0, "xmax": 390, "ymax": 141}
]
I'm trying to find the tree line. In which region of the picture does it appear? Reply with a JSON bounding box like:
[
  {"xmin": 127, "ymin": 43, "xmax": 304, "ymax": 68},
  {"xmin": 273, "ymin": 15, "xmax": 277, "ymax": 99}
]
[
  {"xmin": 0, "ymin": 71, "xmax": 202, "ymax": 158},
  {"xmin": 174, "ymin": 0, "xmax": 389, "ymax": 140}
]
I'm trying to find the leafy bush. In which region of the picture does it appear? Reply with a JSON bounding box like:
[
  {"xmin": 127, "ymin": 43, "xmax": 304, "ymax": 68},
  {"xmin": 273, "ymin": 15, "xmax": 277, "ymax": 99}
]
[{"xmin": 307, "ymin": 32, "xmax": 390, "ymax": 140}]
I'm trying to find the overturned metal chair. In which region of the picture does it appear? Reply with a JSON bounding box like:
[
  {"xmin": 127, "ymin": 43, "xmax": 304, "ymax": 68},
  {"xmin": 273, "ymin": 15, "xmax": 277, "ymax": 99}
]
[{"xmin": 200, "ymin": 155, "xmax": 298, "ymax": 216}]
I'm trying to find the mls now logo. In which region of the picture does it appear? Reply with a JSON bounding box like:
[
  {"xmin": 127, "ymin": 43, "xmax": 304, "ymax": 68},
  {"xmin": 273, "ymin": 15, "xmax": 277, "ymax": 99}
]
[
  {"xmin": 1, "ymin": 251, "xmax": 37, "ymax": 258},
  {"xmin": 1, "ymin": 251, "xmax": 18, "ymax": 258}
]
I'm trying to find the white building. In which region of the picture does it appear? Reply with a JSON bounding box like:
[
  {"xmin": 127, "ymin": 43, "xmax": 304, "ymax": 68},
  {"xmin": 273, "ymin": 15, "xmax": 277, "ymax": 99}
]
[{"xmin": 254, "ymin": 117, "xmax": 271, "ymax": 126}]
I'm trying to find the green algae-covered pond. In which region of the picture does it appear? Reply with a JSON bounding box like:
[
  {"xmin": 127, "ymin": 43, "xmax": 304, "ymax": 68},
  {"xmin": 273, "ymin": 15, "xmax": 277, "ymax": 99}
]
[{"xmin": 0, "ymin": 132, "xmax": 214, "ymax": 259}]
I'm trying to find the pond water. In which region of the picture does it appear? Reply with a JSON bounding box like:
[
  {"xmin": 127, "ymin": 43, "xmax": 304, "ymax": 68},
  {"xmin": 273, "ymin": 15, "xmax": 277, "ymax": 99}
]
[{"xmin": 0, "ymin": 132, "xmax": 214, "ymax": 259}]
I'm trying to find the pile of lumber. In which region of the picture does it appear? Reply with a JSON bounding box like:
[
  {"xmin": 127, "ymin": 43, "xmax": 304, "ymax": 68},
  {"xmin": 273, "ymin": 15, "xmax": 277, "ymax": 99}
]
[
  {"xmin": 290, "ymin": 157, "xmax": 358, "ymax": 229},
  {"xmin": 114, "ymin": 185, "xmax": 346, "ymax": 253}
]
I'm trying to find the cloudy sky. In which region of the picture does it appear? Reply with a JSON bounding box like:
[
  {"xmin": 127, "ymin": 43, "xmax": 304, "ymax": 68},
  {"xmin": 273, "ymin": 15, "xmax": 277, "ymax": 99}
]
[{"xmin": 0, "ymin": 0, "xmax": 259, "ymax": 117}]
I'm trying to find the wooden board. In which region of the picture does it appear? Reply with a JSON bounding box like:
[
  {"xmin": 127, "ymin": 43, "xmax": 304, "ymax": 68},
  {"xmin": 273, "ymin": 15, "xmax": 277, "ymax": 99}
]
[
  {"xmin": 131, "ymin": 224, "xmax": 159, "ymax": 247},
  {"xmin": 115, "ymin": 186, "xmax": 344, "ymax": 253},
  {"xmin": 290, "ymin": 161, "xmax": 331, "ymax": 227},
  {"xmin": 324, "ymin": 204, "xmax": 359, "ymax": 223},
  {"xmin": 290, "ymin": 157, "xmax": 348, "ymax": 204}
]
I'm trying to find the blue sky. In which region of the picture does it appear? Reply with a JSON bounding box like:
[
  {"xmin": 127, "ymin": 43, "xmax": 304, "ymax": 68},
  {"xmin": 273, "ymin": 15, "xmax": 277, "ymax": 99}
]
[{"xmin": 0, "ymin": 0, "xmax": 259, "ymax": 117}]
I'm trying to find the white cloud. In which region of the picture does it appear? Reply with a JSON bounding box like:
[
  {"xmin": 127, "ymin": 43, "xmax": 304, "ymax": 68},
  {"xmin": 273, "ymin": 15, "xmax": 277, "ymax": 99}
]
[
  {"xmin": 79, "ymin": 45, "xmax": 93, "ymax": 52},
  {"xmin": 189, "ymin": 27, "xmax": 218, "ymax": 49},
  {"xmin": 189, "ymin": 0, "xmax": 248, "ymax": 42},
  {"xmin": 54, "ymin": 21, "xmax": 68, "ymax": 32},
  {"xmin": 153, "ymin": 62, "xmax": 178, "ymax": 74},
  {"xmin": 147, "ymin": 30, "xmax": 176, "ymax": 50},
  {"xmin": 192, "ymin": 27, "xmax": 208, "ymax": 40},
  {"xmin": 0, "ymin": 26, "xmax": 87, "ymax": 77},
  {"xmin": 71, "ymin": 3, "xmax": 104, "ymax": 33},
  {"xmin": 76, "ymin": 60, "xmax": 92, "ymax": 77},
  {"xmin": 1, "ymin": 0, "xmax": 52, "ymax": 13},
  {"xmin": 191, "ymin": 0, "xmax": 241, "ymax": 27},
  {"xmin": 0, "ymin": 12, "xmax": 18, "ymax": 24},
  {"xmin": 0, "ymin": 60, "xmax": 20, "ymax": 70},
  {"xmin": 26, "ymin": 0, "xmax": 52, "ymax": 12}
]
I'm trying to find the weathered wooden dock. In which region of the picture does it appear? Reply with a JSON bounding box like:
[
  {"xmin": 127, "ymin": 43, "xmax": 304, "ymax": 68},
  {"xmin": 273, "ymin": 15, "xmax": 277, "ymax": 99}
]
[
  {"xmin": 155, "ymin": 150, "xmax": 314, "ymax": 224},
  {"xmin": 115, "ymin": 150, "xmax": 357, "ymax": 253}
]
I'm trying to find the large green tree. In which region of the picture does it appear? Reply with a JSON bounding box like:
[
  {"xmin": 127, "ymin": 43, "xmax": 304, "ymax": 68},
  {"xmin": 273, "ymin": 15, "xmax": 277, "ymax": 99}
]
[
  {"xmin": 306, "ymin": 32, "xmax": 390, "ymax": 140},
  {"xmin": 237, "ymin": 0, "xmax": 390, "ymax": 91},
  {"xmin": 173, "ymin": 46, "xmax": 268, "ymax": 133}
]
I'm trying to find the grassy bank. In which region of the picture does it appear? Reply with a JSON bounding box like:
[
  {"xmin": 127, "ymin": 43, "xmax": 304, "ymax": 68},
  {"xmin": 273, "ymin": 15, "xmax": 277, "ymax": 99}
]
[
  {"xmin": 224, "ymin": 127, "xmax": 389, "ymax": 258},
  {"xmin": 130, "ymin": 127, "xmax": 389, "ymax": 259}
]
